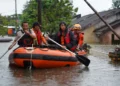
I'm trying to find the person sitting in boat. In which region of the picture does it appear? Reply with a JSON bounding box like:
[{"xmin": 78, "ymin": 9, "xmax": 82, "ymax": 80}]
[
  {"xmin": 32, "ymin": 22, "xmax": 48, "ymax": 45},
  {"xmin": 54, "ymin": 22, "xmax": 76, "ymax": 51},
  {"xmin": 8, "ymin": 21, "xmax": 36, "ymax": 49},
  {"xmin": 72, "ymin": 24, "xmax": 84, "ymax": 51}
]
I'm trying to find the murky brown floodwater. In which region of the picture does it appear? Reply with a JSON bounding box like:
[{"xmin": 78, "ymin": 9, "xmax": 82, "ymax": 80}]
[{"xmin": 0, "ymin": 38, "xmax": 120, "ymax": 86}]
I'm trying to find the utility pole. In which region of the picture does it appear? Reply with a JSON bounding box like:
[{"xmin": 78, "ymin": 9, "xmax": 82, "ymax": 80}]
[
  {"xmin": 15, "ymin": 0, "xmax": 18, "ymax": 30},
  {"xmin": 38, "ymin": 0, "xmax": 42, "ymax": 25},
  {"xmin": 84, "ymin": 0, "xmax": 120, "ymax": 40}
]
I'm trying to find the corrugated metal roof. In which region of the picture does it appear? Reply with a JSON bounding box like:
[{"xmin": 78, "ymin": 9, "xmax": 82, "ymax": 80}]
[{"xmin": 72, "ymin": 8, "xmax": 120, "ymax": 30}]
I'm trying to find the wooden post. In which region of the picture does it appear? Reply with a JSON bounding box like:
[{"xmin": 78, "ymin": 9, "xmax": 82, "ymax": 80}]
[
  {"xmin": 15, "ymin": 0, "xmax": 18, "ymax": 30},
  {"xmin": 38, "ymin": 0, "xmax": 42, "ymax": 25}
]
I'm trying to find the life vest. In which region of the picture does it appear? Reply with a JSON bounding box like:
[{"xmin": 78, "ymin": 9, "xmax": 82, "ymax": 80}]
[
  {"xmin": 33, "ymin": 29, "xmax": 47, "ymax": 45},
  {"xmin": 58, "ymin": 31, "xmax": 76, "ymax": 51},
  {"xmin": 74, "ymin": 32, "xmax": 84, "ymax": 47},
  {"xmin": 33, "ymin": 30, "xmax": 42, "ymax": 45},
  {"xmin": 18, "ymin": 30, "xmax": 33, "ymax": 46},
  {"xmin": 58, "ymin": 32, "xmax": 70, "ymax": 45}
]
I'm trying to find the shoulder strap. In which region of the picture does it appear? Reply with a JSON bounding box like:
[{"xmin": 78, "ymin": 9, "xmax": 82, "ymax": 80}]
[
  {"xmin": 17, "ymin": 30, "xmax": 24, "ymax": 33},
  {"xmin": 18, "ymin": 30, "xmax": 24, "ymax": 34},
  {"xmin": 29, "ymin": 29, "xmax": 32, "ymax": 33}
]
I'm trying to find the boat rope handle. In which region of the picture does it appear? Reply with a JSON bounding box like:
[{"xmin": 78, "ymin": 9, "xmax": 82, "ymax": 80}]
[
  {"xmin": 29, "ymin": 44, "xmax": 34, "ymax": 84},
  {"xmin": 29, "ymin": 44, "xmax": 34, "ymax": 70}
]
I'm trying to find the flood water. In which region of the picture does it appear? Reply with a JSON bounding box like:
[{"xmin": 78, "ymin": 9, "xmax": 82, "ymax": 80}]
[{"xmin": 0, "ymin": 39, "xmax": 120, "ymax": 86}]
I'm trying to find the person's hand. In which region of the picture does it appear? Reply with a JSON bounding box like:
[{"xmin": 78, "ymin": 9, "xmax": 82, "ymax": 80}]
[
  {"xmin": 76, "ymin": 47, "xmax": 80, "ymax": 51},
  {"xmin": 8, "ymin": 45, "xmax": 13, "ymax": 50},
  {"xmin": 76, "ymin": 45, "xmax": 83, "ymax": 51},
  {"xmin": 24, "ymin": 30, "xmax": 30, "ymax": 35},
  {"xmin": 76, "ymin": 45, "xmax": 80, "ymax": 50},
  {"xmin": 45, "ymin": 43, "xmax": 49, "ymax": 46},
  {"xmin": 8, "ymin": 42, "xmax": 16, "ymax": 50},
  {"xmin": 62, "ymin": 45, "xmax": 66, "ymax": 49},
  {"xmin": 45, "ymin": 36, "xmax": 49, "ymax": 40},
  {"xmin": 8, "ymin": 46, "xmax": 11, "ymax": 50}
]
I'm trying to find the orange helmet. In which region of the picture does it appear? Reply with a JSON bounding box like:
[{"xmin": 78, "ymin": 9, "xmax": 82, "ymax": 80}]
[{"xmin": 73, "ymin": 24, "xmax": 81, "ymax": 30}]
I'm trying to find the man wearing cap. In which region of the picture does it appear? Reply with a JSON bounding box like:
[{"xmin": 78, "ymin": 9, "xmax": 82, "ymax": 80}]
[{"xmin": 73, "ymin": 24, "xmax": 84, "ymax": 50}]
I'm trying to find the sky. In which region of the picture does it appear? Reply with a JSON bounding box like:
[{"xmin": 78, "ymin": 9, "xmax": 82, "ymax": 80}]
[{"xmin": 0, "ymin": 0, "xmax": 112, "ymax": 16}]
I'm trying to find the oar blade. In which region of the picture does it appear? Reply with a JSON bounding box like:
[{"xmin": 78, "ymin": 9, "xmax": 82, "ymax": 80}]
[{"xmin": 76, "ymin": 54, "xmax": 90, "ymax": 66}]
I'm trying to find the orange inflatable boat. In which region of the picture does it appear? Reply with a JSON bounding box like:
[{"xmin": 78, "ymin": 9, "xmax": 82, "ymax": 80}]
[{"xmin": 9, "ymin": 46, "xmax": 87, "ymax": 68}]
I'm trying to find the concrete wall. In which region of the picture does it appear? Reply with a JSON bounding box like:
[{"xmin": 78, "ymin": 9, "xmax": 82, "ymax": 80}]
[
  {"xmin": 83, "ymin": 26, "xmax": 100, "ymax": 44},
  {"xmin": 82, "ymin": 25, "xmax": 120, "ymax": 44},
  {"xmin": 100, "ymin": 25, "xmax": 120, "ymax": 44},
  {"xmin": 81, "ymin": 14, "xmax": 120, "ymax": 44}
]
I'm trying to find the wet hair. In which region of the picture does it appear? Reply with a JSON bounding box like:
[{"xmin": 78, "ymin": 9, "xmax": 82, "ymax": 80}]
[
  {"xmin": 32, "ymin": 22, "xmax": 41, "ymax": 28},
  {"xmin": 59, "ymin": 21, "xmax": 68, "ymax": 34},
  {"xmin": 21, "ymin": 21, "xmax": 28, "ymax": 27}
]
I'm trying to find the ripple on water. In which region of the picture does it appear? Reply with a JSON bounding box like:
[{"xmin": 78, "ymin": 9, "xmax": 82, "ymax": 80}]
[{"xmin": 0, "ymin": 44, "xmax": 120, "ymax": 86}]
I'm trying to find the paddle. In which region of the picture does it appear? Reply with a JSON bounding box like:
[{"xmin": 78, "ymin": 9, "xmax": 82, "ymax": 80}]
[
  {"xmin": 0, "ymin": 33, "xmax": 25, "ymax": 59},
  {"xmin": 47, "ymin": 36, "xmax": 90, "ymax": 66}
]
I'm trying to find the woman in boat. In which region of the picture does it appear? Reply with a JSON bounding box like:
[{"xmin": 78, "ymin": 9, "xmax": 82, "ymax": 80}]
[
  {"xmin": 32, "ymin": 22, "xmax": 48, "ymax": 45},
  {"xmin": 54, "ymin": 22, "xmax": 76, "ymax": 51},
  {"xmin": 72, "ymin": 24, "xmax": 84, "ymax": 50},
  {"xmin": 8, "ymin": 21, "xmax": 36, "ymax": 50}
]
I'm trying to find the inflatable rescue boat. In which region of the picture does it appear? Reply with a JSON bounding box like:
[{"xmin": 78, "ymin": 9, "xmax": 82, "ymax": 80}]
[{"xmin": 9, "ymin": 45, "xmax": 87, "ymax": 68}]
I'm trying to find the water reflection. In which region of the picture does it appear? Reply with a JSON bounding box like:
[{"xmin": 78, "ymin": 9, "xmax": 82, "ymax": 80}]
[
  {"xmin": 1, "ymin": 43, "xmax": 120, "ymax": 86},
  {"xmin": 8, "ymin": 65, "xmax": 87, "ymax": 86},
  {"xmin": 109, "ymin": 61, "xmax": 120, "ymax": 68}
]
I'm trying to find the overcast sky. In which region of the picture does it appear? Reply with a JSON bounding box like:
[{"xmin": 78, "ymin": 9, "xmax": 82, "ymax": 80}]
[{"xmin": 0, "ymin": 0, "xmax": 112, "ymax": 16}]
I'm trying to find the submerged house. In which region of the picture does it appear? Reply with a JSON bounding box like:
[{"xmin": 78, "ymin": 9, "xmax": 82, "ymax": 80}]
[{"xmin": 72, "ymin": 8, "xmax": 120, "ymax": 44}]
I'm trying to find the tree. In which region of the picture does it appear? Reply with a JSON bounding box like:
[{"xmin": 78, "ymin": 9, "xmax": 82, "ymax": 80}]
[
  {"xmin": 22, "ymin": 0, "xmax": 78, "ymax": 34},
  {"xmin": 0, "ymin": 14, "xmax": 21, "ymax": 36},
  {"xmin": 0, "ymin": 25, "xmax": 8, "ymax": 36},
  {"xmin": 0, "ymin": 14, "xmax": 8, "ymax": 25},
  {"xmin": 112, "ymin": 0, "xmax": 120, "ymax": 8},
  {"xmin": 0, "ymin": 14, "xmax": 9, "ymax": 36},
  {"xmin": 22, "ymin": 0, "xmax": 38, "ymax": 27}
]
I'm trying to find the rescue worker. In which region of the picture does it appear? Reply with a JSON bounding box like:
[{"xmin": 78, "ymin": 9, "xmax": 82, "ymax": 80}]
[
  {"xmin": 32, "ymin": 22, "xmax": 48, "ymax": 45},
  {"xmin": 73, "ymin": 24, "xmax": 84, "ymax": 50},
  {"xmin": 54, "ymin": 22, "xmax": 76, "ymax": 51},
  {"xmin": 8, "ymin": 22, "xmax": 36, "ymax": 49}
]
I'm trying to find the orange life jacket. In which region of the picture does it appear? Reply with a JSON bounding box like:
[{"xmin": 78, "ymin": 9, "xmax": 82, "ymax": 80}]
[
  {"xmin": 58, "ymin": 31, "xmax": 76, "ymax": 51},
  {"xmin": 33, "ymin": 29, "xmax": 47, "ymax": 45},
  {"xmin": 58, "ymin": 32, "xmax": 70, "ymax": 45},
  {"xmin": 34, "ymin": 30, "xmax": 42, "ymax": 45},
  {"xmin": 74, "ymin": 33, "xmax": 84, "ymax": 47}
]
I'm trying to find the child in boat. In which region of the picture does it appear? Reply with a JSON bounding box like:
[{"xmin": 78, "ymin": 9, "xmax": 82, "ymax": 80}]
[
  {"xmin": 32, "ymin": 22, "xmax": 48, "ymax": 46},
  {"xmin": 8, "ymin": 21, "xmax": 36, "ymax": 50}
]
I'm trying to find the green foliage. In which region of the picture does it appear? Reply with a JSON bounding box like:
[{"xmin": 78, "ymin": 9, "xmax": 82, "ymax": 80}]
[
  {"xmin": 0, "ymin": 14, "xmax": 8, "ymax": 25},
  {"xmin": 6, "ymin": 15, "xmax": 16, "ymax": 26},
  {"xmin": 112, "ymin": 0, "xmax": 120, "ymax": 8},
  {"xmin": 0, "ymin": 14, "xmax": 21, "ymax": 36},
  {"xmin": 0, "ymin": 15, "xmax": 8, "ymax": 35},
  {"xmin": 0, "ymin": 25, "xmax": 8, "ymax": 36},
  {"xmin": 22, "ymin": 0, "xmax": 38, "ymax": 27},
  {"xmin": 22, "ymin": 0, "xmax": 78, "ymax": 34}
]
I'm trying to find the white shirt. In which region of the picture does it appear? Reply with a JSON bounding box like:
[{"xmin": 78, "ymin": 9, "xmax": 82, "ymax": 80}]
[{"xmin": 14, "ymin": 29, "xmax": 36, "ymax": 41}]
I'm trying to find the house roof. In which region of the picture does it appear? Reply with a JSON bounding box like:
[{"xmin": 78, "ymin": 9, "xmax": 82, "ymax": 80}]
[
  {"xmin": 72, "ymin": 8, "xmax": 120, "ymax": 31},
  {"xmin": 94, "ymin": 19, "xmax": 120, "ymax": 37}
]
